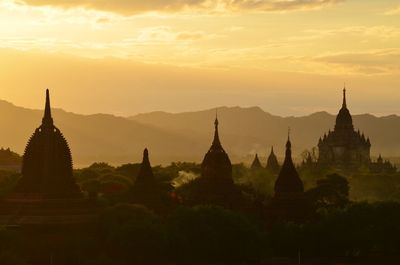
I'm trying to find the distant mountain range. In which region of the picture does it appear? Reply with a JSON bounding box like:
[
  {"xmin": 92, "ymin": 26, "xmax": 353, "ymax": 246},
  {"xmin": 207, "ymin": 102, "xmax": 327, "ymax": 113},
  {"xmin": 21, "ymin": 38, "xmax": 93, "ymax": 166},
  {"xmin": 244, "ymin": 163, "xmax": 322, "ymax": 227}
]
[{"xmin": 0, "ymin": 99, "xmax": 399, "ymax": 167}]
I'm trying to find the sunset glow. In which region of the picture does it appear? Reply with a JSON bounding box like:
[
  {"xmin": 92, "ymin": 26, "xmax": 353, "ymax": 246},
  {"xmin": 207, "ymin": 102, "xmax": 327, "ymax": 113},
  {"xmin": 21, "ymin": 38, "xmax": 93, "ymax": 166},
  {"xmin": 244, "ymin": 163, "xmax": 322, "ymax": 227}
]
[{"xmin": 0, "ymin": 0, "xmax": 399, "ymax": 116}]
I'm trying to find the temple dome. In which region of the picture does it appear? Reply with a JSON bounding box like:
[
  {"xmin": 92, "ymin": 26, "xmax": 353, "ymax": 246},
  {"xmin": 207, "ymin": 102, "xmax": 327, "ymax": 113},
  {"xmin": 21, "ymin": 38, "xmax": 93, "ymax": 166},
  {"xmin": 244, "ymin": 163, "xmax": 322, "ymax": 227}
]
[
  {"xmin": 16, "ymin": 89, "xmax": 81, "ymax": 198},
  {"xmin": 274, "ymin": 136, "xmax": 304, "ymax": 194},
  {"xmin": 201, "ymin": 116, "xmax": 232, "ymax": 180}
]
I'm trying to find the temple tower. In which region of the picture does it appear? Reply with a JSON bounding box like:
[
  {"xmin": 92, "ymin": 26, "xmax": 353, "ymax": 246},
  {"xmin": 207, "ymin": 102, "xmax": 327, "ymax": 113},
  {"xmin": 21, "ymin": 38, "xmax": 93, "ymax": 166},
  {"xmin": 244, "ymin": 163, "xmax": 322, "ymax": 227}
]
[
  {"xmin": 274, "ymin": 134, "xmax": 304, "ymax": 196},
  {"xmin": 0, "ymin": 89, "xmax": 97, "ymax": 227},
  {"xmin": 318, "ymin": 87, "xmax": 371, "ymax": 170},
  {"xmin": 201, "ymin": 116, "xmax": 232, "ymax": 181},
  {"xmin": 268, "ymin": 133, "xmax": 307, "ymax": 222},
  {"xmin": 16, "ymin": 89, "xmax": 81, "ymax": 198}
]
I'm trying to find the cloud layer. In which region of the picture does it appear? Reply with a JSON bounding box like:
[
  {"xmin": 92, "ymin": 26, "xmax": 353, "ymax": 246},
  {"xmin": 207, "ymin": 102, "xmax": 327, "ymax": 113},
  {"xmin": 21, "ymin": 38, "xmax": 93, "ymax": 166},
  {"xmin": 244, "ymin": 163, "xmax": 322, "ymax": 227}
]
[
  {"xmin": 314, "ymin": 49, "xmax": 400, "ymax": 75},
  {"xmin": 20, "ymin": 0, "xmax": 343, "ymax": 15}
]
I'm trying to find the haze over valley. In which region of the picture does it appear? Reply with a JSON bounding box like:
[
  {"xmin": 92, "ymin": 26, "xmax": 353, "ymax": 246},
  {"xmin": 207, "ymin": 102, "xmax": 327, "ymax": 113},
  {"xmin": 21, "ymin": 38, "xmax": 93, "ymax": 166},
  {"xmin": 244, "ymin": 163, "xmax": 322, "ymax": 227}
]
[{"xmin": 1, "ymin": 98, "xmax": 399, "ymax": 167}]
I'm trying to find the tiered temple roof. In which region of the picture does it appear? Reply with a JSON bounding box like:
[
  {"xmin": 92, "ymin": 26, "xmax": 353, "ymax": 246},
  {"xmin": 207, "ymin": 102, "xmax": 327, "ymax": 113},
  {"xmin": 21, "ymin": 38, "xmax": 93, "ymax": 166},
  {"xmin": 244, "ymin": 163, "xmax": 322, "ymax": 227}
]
[{"xmin": 318, "ymin": 88, "xmax": 371, "ymax": 169}]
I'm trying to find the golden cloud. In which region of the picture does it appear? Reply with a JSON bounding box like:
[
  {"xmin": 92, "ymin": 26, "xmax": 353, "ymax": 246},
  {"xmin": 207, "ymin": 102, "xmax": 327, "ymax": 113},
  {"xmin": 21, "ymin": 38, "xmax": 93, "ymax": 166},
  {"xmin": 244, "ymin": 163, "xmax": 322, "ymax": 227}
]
[
  {"xmin": 19, "ymin": 0, "xmax": 344, "ymax": 15},
  {"xmin": 384, "ymin": 6, "xmax": 400, "ymax": 16},
  {"xmin": 313, "ymin": 49, "xmax": 400, "ymax": 75}
]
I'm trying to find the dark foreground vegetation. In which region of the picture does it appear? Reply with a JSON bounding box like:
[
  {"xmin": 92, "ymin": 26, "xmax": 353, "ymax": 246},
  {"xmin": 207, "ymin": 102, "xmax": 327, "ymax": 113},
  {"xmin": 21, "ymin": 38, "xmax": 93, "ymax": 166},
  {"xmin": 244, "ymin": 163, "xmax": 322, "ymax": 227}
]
[
  {"xmin": 0, "ymin": 202, "xmax": 399, "ymax": 265},
  {"xmin": 0, "ymin": 162, "xmax": 399, "ymax": 265}
]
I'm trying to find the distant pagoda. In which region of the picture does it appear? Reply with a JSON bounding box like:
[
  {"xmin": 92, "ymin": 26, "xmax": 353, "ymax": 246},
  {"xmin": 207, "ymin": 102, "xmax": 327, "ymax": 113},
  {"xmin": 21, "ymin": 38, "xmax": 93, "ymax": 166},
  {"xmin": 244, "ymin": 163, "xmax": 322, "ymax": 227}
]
[
  {"xmin": 131, "ymin": 148, "xmax": 168, "ymax": 209},
  {"xmin": 251, "ymin": 153, "xmax": 263, "ymax": 170},
  {"xmin": 318, "ymin": 88, "xmax": 371, "ymax": 170},
  {"xmin": 370, "ymin": 154, "xmax": 397, "ymax": 174},
  {"xmin": 15, "ymin": 89, "xmax": 81, "ymax": 198},
  {"xmin": 0, "ymin": 147, "xmax": 21, "ymax": 172},
  {"xmin": 266, "ymin": 147, "xmax": 280, "ymax": 174},
  {"xmin": 134, "ymin": 148, "xmax": 156, "ymax": 188}
]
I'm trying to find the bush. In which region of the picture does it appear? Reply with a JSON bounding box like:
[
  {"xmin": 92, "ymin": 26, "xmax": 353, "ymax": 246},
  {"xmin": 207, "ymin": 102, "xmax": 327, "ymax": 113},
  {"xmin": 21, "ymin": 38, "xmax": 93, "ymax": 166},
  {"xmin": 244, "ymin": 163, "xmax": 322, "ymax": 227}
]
[
  {"xmin": 96, "ymin": 204, "xmax": 164, "ymax": 263},
  {"xmin": 165, "ymin": 205, "xmax": 266, "ymax": 263}
]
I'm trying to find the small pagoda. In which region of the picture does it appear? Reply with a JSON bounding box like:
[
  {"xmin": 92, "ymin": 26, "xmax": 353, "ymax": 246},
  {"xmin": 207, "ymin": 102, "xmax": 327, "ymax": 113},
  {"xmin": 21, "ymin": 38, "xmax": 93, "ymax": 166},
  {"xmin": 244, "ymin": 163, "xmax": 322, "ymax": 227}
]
[
  {"xmin": 267, "ymin": 132, "xmax": 308, "ymax": 222},
  {"xmin": 251, "ymin": 153, "xmax": 263, "ymax": 170},
  {"xmin": 131, "ymin": 148, "xmax": 169, "ymax": 210},
  {"xmin": 266, "ymin": 147, "xmax": 280, "ymax": 174}
]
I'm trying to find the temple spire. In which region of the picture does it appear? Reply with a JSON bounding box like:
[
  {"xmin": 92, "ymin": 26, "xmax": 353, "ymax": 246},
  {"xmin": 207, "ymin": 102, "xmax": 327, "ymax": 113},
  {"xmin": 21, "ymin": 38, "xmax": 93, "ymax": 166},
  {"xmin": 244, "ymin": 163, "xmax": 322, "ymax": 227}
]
[
  {"xmin": 42, "ymin": 89, "xmax": 54, "ymax": 126},
  {"xmin": 135, "ymin": 148, "xmax": 155, "ymax": 186},
  {"xmin": 142, "ymin": 148, "xmax": 150, "ymax": 166},
  {"xmin": 275, "ymin": 131, "xmax": 304, "ymax": 194},
  {"xmin": 342, "ymin": 85, "xmax": 347, "ymax": 108},
  {"xmin": 212, "ymin": 110, "xmax": 221, "ymax": 148},
  {"xmin": 286, "ymin": 127, "xmax": 291, "ymax": 150}
]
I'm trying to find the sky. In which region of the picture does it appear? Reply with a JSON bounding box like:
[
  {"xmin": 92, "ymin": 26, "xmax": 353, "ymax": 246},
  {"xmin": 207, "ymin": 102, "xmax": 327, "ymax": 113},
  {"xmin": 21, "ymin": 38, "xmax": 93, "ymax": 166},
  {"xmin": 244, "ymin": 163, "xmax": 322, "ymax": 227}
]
[{"xmin": 0, "ymin": 0, "xmax": 399, "ymax": 117}]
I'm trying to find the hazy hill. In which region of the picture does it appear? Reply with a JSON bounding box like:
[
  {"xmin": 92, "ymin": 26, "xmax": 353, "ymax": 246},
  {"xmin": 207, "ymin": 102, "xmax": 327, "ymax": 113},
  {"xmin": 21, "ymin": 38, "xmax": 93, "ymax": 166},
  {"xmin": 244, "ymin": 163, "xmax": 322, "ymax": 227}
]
[
  {"xmin": 0, "ymin": 100, "xmax": 399, "ymax": 167},
  {"xmin": 130, "ymin": 106, "xmax": 400, "ymax": 163},
  {"xmin": 0, "ymin": 100, "xmax": 201, "ymax": 167}
]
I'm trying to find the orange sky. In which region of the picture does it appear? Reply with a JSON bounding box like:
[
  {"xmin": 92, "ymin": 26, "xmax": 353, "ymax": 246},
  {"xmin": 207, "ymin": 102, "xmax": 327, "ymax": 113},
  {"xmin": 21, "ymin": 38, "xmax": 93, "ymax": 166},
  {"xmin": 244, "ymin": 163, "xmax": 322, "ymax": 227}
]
[{"xmin": 0, "ymin": 0, "xmax": 399, "ymax": 116}]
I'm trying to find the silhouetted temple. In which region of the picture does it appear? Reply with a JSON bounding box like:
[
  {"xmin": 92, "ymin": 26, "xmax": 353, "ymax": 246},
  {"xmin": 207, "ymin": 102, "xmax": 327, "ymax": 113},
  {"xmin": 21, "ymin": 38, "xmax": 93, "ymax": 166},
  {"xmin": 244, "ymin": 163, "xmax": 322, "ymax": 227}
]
[
  {"xmin": 318, "ymin": 88, "xmax": 371, "ymax": 170},
  {"xmin": 179, "ymin": 116, "xmax": 241, "ymax": 208},
  {"xmin": 0, "ymin": 90, "xmax": 97, "ymax": 226},
  {"xmin": 16, "ymin": 90, "xmax": 81, "ymax": 198},
  {"xmin": 268, "ymin": 134, "xmax": 307, "ymax": 221},
  {"xmin": 134, "ymin": 148, "xmax": 156, "ymax": 188},
  {"xmin": 275, "ymin": 136, "xmax": 304, "ymax": 195},
  {"xmin": 131, "ymin": 148, "xmax": 168, "ymax": 209},
  {"xmin": 370, "ymin": 154, "xmax": 397, "ymax": 174},
  {"xmin": 251, "ymin": 153, "xmax": 262, "ymax": 170},
  {"xmin": 266, "ymin": 147, "xmax": 280, "ymax": 174},
  {"xmin": 201, "ymin": 116, "xmax": 233, "ymax": 182},
  {"xmin": 0, "ymin": 147, "xmax": 21, "ymax": 172}
]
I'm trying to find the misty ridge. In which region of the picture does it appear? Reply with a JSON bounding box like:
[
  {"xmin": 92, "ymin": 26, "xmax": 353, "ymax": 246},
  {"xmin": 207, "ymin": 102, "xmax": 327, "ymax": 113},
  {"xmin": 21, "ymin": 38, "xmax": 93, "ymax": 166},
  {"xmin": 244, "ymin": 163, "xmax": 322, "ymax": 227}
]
[{"xmin": 0, "ymin": 99, "xmax": 399, "ymax": 167}]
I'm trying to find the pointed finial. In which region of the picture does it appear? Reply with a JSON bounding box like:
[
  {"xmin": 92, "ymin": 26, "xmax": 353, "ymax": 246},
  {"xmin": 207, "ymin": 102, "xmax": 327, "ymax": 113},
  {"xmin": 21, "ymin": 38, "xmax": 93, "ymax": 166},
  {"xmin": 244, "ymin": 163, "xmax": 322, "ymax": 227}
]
[
  {"xmin": 211, "ymin": 112, "xmax": 221, "ymax": 148},
  {"xmin": 215, "ymin": 108, "xmax": 219, "ymax": 127},
  {"xmin": 142, "ymin": 148, "xmax": 150, "ymax": 165},
  {"xmin": 342, "ymin": 84, "xmax": 347, "ymax": 108},
  {"xmin": 42, "ymin": 89, "xmax": 54, "ymax": 126},
  {"xmin": 286, "ymin": 127, "xmax": 292, "ymax": 149}
]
